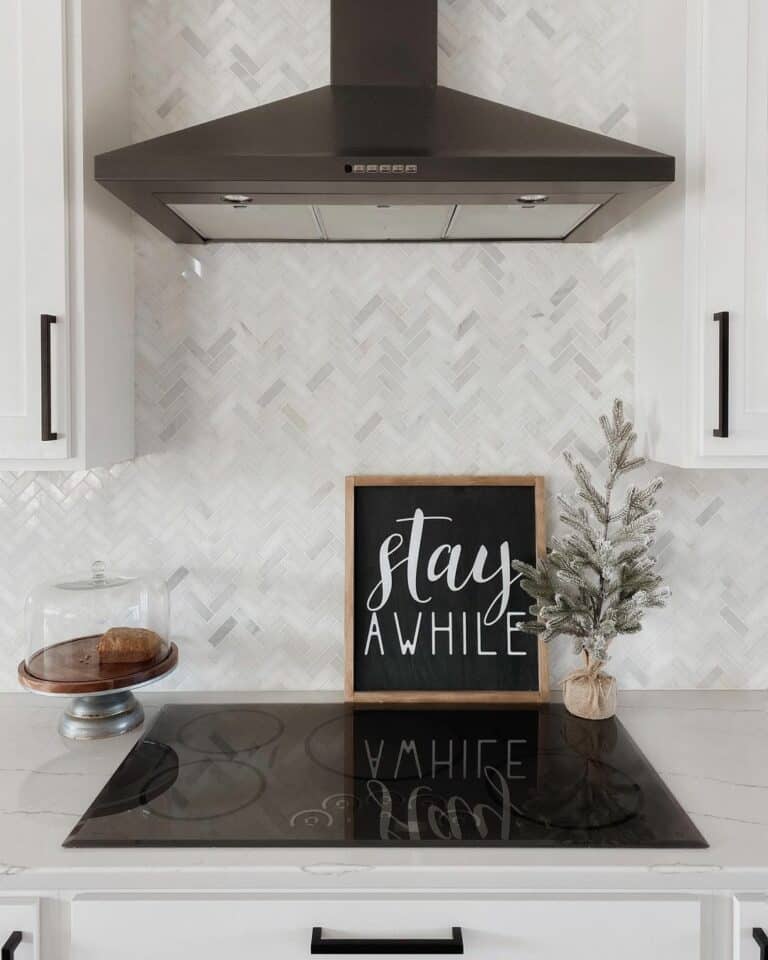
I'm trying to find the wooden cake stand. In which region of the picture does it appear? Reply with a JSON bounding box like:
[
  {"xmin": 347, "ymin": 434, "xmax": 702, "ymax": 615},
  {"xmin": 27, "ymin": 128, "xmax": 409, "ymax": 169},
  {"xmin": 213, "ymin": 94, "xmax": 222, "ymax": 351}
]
[{"xmin": 19, "ymin": 638, "xmax": 179, "ymax": 740}]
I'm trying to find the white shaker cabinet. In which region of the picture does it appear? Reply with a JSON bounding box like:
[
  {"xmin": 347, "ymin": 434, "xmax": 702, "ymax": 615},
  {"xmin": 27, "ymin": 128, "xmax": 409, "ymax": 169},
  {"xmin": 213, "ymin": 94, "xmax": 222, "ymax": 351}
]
[
  {"xmin": 0, "ymin": 0, "xmax": 134, "ymax": 470},
  {"xmin": 635, "ymin": 0, "xmax": 768, "ymax": 466},
  {"xmin": 0, "ymin": 0, "xmax": 69, "ymax": 462}
]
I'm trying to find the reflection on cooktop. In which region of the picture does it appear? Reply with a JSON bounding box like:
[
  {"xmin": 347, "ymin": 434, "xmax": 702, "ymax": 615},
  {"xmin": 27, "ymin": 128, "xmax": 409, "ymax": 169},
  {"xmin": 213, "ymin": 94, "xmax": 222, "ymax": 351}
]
[{"xmin": 64, "ymin": 703, "xmax": 707, "ymax": 849}]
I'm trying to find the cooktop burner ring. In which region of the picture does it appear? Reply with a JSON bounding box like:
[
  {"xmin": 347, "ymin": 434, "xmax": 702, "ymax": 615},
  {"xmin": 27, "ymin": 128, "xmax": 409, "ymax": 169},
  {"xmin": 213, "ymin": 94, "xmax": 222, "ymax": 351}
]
[
  {"xmin": 175, "ymin": 707, "xmax": 285, "ymax": 756},
  {"xmin": 483, "ymin": 757, "xmax": 643, "ymax": 832},
  {"xmin": 143, "ymin": 757, "xmax": 267, "ymax": 822}
]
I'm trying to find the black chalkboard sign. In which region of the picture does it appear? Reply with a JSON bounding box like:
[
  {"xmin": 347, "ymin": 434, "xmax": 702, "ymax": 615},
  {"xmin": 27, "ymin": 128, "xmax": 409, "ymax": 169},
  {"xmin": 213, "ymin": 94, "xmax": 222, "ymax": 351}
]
[{"xmin": 345, "ymin": 476, "xmax": 547, "ymax": 702}]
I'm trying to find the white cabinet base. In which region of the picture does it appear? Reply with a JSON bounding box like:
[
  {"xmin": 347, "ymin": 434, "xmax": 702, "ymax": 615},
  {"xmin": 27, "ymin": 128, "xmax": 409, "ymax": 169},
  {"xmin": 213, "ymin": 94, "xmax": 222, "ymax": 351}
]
[{"xmin": 71, "ymin": 896, "xmax": 700, "ymax": 960}]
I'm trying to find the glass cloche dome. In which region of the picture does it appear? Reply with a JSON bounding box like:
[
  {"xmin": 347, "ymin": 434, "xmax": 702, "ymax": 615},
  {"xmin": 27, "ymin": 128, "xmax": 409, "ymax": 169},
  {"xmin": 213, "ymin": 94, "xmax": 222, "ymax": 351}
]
[{"xmin": 20, "ymin": 561, "xmax": 176, "ymax": 739}]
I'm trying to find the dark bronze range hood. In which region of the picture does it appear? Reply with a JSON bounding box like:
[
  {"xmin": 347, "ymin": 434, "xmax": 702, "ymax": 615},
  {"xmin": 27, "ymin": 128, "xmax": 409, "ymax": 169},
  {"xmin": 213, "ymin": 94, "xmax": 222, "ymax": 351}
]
[{"xmin": 95, "ymin": 0, "xmax": 675, "ymax": 244}]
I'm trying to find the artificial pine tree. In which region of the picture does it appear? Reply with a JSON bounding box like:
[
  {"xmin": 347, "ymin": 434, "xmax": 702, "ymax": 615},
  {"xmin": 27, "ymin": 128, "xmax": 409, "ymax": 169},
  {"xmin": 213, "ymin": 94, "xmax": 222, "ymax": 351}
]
[{"xmin": 512, "ymin": 400, "xmax": 669, "ymax": 716}]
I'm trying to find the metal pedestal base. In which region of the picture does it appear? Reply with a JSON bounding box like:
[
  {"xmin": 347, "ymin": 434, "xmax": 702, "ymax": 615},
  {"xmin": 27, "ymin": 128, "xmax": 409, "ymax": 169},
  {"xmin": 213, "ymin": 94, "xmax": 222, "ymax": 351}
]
[{"xmin": 59, "ymin": 690, "xmax": 145, "ymax": 740}]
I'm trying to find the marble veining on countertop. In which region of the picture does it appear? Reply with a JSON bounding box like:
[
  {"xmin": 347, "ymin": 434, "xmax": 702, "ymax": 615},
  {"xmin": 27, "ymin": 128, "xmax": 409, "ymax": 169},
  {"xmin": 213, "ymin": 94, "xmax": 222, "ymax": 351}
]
[{"xmin": 0, "ymin": 690, "xmax": 765, "ymax": 893}]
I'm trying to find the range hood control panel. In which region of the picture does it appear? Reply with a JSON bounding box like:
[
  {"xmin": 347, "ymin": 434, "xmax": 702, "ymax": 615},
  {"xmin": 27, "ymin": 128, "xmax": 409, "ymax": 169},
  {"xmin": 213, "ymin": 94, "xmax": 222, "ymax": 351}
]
[{"xmin": 346, "ymin": 162, "xmax": 419, "ymax": 174}]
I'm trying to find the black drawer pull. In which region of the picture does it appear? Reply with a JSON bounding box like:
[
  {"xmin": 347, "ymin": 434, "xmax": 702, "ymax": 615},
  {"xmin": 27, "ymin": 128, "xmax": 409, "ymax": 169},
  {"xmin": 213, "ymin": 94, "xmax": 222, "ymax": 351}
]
[
  {"xmin": 40, "ymin": 314, "xmax": 58, "ymax": 442},
  {"xmin": 754, "ymin": 927, "xmax": 768, "ymax": 959},
  {"xmin": 1, "ymin": 931, "xmax": 22, "ymax": 960},
  {"xmin": 712, "ymin": 310, "xmax": 729, "ymax": 438},
  {"xmin": 311, "ymin": 927, "xmax": 463, "ymax": 955}
]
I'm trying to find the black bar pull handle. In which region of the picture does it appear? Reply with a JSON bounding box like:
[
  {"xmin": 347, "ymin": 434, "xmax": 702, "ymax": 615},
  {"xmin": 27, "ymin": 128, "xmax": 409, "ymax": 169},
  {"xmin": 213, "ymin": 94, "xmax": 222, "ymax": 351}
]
[
  {"xmin": 712, "ymin": 310, "xmax": 729, "ymax": 438},
  {"xmin": 754, "ymin": 927, "xmax": 768, "ymax": 959},
  {"xmin": 40, "ymin": 314, "xmax": 58, "ymax": 442},
  {"xmin": 311, "ymin": 928, "xmax": 463, "ymax": 955},
  {"xmin": 1, "ymin": 931, "xmax": 22, "ymax": 960}
]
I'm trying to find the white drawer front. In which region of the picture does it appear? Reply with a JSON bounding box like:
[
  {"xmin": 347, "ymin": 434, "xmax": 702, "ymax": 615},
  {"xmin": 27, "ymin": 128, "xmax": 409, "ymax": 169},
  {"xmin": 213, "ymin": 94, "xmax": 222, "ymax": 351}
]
[
  {"xmin": 0, "ymin": 899, "xmax": 39, "ymax": 960},
  {"xmin": 71, "ymin": 896, "xmax": 700, "ymax": 960},
  {"xmin": 734, "ymin": 897, "xmax": 768, "ymax": 960}
]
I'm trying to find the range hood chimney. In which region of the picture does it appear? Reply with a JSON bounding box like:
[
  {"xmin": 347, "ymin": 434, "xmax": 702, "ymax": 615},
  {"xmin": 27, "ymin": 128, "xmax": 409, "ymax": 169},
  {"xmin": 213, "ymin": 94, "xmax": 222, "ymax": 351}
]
[
  {"xmin": 95, "ymin": 0, "xmax": 674, "ymax": 243},
  {"xmin": 330, "ymin": 0, "xmax": 437, "ymax": 87}
]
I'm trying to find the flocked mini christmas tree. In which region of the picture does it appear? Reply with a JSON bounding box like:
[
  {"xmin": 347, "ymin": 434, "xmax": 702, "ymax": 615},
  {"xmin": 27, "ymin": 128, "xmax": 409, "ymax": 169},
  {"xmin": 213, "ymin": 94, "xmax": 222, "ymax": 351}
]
[{"xmin": 512, "ymin": 400, "xmax": 669, "ymax": 683}]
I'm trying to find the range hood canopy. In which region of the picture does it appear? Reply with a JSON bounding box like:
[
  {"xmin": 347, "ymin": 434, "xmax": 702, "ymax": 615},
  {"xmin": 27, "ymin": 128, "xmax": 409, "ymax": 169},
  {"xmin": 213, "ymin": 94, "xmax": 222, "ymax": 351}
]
[{"xmin": 96, "ymin": 0, "xmax": 674, "ymax": 244}]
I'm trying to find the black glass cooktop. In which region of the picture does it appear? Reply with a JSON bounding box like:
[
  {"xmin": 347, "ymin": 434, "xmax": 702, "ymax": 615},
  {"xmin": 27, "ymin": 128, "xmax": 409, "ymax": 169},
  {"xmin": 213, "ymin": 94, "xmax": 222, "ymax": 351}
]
[{"xmin": 64, "ymin": 703, "xmax": 707, "ymax": 848}]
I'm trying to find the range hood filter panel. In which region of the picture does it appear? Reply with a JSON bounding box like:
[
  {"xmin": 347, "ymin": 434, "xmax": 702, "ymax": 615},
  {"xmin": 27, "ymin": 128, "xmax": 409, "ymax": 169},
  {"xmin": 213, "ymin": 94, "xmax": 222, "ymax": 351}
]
[
  {"xmin": 166, "ymin": 201, "xmax": 604, "ymax": 242},
  {"xmin": 317, "ymin": 204, "xmax": 454, "ymax": 240},
  {"xmin": 167, "ymin": 203, "xmax": 323, "ymax": 241},
  {"xmin": 447, "ymin": 202, "xmax": 602, "ymax": 240}
]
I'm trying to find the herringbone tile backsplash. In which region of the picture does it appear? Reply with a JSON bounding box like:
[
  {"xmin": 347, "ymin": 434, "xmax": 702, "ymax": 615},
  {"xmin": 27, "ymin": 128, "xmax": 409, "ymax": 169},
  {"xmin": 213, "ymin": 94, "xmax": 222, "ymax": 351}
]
[{"xmin": 2, "ymin": 0, "xmax": 767, "ymax": 690}]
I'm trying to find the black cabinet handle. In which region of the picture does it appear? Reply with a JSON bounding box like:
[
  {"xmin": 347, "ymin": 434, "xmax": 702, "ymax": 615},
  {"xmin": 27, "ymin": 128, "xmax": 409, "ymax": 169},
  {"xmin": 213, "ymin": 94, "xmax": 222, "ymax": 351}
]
[
  {"xmin": 712, "ymin": 310, "xmax": 729, "ymax": 438},
  {"xmin": 754, "ymin": 928, "xmax": 768, "ymax": 959},
  {"xmin": 40, "ymin": 314, "xmax": 58, "ymax": 442},
  {"xmin": 311, "ymin": 928, "xmax": 463, "ymax": 955},
  {"xmin": 1, "ymin": 932, "xmax": 22, "ymax": 960}
]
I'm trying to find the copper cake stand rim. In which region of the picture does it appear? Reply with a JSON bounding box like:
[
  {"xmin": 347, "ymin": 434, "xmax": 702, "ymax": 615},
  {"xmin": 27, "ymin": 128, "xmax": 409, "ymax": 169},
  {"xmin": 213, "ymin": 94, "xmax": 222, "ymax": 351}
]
[{"xmin": 18, "ymin": 641, "xmax": 179, "ymax": 696}]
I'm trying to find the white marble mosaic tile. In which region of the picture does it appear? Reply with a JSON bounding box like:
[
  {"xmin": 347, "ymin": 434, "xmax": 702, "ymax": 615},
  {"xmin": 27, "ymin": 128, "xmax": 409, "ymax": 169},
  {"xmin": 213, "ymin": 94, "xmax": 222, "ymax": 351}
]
[{"xmin": 1, "ymin": 1, "xmax": 766, "ymax": 691}]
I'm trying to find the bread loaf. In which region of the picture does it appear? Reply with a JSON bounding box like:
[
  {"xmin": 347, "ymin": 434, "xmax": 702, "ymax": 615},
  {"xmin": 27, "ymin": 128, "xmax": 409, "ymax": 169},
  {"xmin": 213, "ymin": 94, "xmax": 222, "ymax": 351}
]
[{"xmin": 97, "ymin": 627, "xmax": 163, "ymax": 663}]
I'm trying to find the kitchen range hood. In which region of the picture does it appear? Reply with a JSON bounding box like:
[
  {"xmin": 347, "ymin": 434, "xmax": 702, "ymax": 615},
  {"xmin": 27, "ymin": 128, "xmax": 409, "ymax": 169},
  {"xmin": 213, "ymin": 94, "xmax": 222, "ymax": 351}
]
[{"xmin": 95, "ymin": 0, "xmax": 674, "ymax": 244}]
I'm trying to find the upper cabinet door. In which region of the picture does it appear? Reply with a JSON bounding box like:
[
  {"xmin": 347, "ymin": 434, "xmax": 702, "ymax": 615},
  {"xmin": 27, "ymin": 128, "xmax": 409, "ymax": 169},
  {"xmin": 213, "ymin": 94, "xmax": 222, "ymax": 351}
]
[
  {"xmin": 0, "ymin": 0, "xmax": 69, "ymax": 460},
  {"xmin": 700, "ymin": 0, "xmax": 768, "ymax": 457}
]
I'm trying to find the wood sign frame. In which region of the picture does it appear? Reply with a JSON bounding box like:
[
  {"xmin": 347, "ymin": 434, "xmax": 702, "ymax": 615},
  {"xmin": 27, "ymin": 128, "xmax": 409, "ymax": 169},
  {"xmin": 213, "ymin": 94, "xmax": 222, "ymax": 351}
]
[{"xmin": 345, "ymin": 475, "xmax": 548, "ymax": 703}]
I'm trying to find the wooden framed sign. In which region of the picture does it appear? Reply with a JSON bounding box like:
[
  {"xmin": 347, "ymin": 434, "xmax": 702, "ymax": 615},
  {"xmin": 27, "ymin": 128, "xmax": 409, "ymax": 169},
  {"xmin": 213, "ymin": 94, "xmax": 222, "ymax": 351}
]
[{"xmin": 345, "ymin": 475, "xmax": 547, "ymax": 703}]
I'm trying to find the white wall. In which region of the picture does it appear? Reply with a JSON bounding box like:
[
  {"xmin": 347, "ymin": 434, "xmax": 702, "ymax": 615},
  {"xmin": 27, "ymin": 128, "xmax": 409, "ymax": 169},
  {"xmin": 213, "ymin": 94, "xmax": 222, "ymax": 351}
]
[{"xmin": 1, "ymin": 0, "xmax": 766, "ymax": 691}]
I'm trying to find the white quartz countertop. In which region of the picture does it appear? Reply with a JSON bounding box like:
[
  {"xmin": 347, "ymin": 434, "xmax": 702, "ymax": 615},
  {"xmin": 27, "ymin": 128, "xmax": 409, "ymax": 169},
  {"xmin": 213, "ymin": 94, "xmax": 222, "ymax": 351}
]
[{"xmin": 0, "ymin": 690, "xmax": 766, "ymax": 893}]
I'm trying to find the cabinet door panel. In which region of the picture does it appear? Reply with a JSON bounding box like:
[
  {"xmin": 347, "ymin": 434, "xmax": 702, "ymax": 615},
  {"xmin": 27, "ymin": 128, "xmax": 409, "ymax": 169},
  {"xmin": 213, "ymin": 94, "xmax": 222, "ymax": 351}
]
[
  {"xmin": 71, "ymin": 896, "xmax": 700, "ymax": 960},
  {"xmin": 701, "ymin": 0, "xmax": 768, "ymax": 456},
  {"xmin": 0, "ymin": 0, "xmax": 69, "ymax": 460},
  {"xmin": 734, "ymin": 897, "xmax": 768, "ymax": 960},
  {"xmin": 0, "ymin": 899, "xmax": 39, "ymax": 960}
]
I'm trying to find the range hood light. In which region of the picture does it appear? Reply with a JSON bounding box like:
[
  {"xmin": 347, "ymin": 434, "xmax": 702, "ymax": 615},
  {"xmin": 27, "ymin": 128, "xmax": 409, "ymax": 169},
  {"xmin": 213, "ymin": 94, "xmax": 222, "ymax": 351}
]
[
  {"xmin": 517, "ymin": 194, "xmax": 549, "ymax": 204},
  {"xmin": 222, "ymin": 194, "xmax": 252, "ymax": 204}
]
